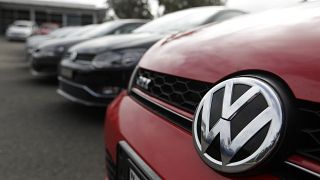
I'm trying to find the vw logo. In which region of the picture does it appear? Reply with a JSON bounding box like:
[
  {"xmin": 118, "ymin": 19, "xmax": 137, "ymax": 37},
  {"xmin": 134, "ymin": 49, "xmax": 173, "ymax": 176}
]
[{"xmin": 192, "ymin": 77, "xmax": 283, "ymax": 173}]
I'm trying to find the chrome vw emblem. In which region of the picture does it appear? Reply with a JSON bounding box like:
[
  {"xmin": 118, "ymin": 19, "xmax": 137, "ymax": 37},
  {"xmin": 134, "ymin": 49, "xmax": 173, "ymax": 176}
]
[{"xmin": 193, "ymin": 77, "xmax": 283, "ymax": 173}]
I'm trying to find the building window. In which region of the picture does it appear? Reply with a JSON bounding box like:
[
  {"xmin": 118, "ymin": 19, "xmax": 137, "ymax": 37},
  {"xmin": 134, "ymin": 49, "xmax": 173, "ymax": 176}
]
[
  {"xmin": 81, "ymin": 14, "xmax": 93, "ymax": 25},
  {"xmin": 35, "ymin": 11, "xmax": 47, "ymax": 25},
  {"xmin": 48, "ymin": 13, "xmax": 62, "ymax": 26},
  {"xmin": 17, "ymin": 10, "xmax": 30, "ymax": 20}
]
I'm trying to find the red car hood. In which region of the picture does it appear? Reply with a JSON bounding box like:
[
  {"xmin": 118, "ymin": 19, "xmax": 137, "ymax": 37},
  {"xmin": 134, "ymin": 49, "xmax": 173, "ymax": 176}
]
[{"xmin": 139, "ymin": 2, "xmax": 320, "ymax": 103}]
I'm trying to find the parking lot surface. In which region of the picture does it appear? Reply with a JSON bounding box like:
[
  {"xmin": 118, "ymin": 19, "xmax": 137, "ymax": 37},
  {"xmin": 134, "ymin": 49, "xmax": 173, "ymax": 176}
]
[{"xmin": 0, "ymin": 37, "xmax": 105, "ymax": 180}]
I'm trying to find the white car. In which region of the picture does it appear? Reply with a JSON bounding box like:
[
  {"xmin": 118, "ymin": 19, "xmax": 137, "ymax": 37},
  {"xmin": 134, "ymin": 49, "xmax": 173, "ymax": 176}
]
[{"xmin": 6, "ymin": 20, "xmax": 37, "ymax": 41}]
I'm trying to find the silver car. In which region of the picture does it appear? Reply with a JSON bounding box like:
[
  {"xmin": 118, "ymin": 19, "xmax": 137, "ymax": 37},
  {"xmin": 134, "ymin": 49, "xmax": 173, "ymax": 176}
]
[{"xmin": 6, "ymin": 20, "xmax": 37, "ymax": 41}]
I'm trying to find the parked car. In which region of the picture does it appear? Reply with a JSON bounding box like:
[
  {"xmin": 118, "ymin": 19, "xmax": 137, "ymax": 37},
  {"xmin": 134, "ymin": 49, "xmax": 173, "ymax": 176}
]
[
  {"xmin": 25, "ymin": 26, "xmax": 82, "ymax": 61},
  {"xmin": 35, "ymin": 23, "xmax": 59, "ymax": 35},
  {"xmin": 25, "ymin": 25, "xmax": 97, "ymax": 61},
  {"xmin": 57, "ymin": 6, "xmax": 246, "ymax": 106},
  {"xmin": 30, "ymin": 19, "xmax": 147, "ymax": 76},
  {"xmin": 104, "ymin": 2, "xmax": 320, "ymax": 180},
  {"xmin": 5, "ymin": 20, "xmax": 37, "ymax": 41}
]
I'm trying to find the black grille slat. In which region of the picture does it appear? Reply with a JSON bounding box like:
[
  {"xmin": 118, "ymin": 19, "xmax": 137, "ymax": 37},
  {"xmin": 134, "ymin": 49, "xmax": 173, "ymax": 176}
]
[
  {"xmin": 297, "ymin": 101, "xmax": 320, "ymax": 163},
  {"xmin": 131, "ymin": 90, "xmax": 192, "ymax": 132},
  {"xmin": 134, "ymin": 68, "xmax": 212, "ymax": 113},
  {"xmin": 75, "ymin": 53, "xmax": 95, "ymax": 61}
]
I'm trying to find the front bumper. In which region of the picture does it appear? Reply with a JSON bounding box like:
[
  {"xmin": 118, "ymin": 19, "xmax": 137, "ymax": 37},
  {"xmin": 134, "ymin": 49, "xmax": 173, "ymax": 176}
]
[
  {"xmin": 104, "ymin": 91, "xmax": 320, "ymax": 179},
  {"xmin": 30, "ymin": 55, "xmax": 61, "ymax": 76},
  {"xmin": 6, "ymin": 33, "xmax": 29, "ymax": 41},
  {"xmin": 58, "ymin": 61, "xmax": 134, "ymax": 106},
  {"xmin": 57, "ymin": 77, "xmax": 115, "ymax": 106}
]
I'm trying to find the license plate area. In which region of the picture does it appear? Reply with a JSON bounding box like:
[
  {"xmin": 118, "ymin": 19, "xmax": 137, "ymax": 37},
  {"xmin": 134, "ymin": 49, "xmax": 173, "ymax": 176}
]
[
  {"xmin": 117, "ymin": 141, "xmax": 160, "ymax": 180},
  {"xmin": 60, "ymin": 67, "xmax": 73, "ymax": 79}
]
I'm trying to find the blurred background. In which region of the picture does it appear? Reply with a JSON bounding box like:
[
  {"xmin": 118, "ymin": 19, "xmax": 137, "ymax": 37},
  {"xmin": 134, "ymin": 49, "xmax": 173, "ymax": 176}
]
[{"xmin": 0, "ymin": 0, "xmax": 310, "ymax": 34}]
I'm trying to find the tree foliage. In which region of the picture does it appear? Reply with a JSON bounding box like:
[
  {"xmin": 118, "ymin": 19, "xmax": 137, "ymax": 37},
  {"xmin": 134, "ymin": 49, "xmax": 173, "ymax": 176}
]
[
  {"xmin": 158, "ymin": 0, "xmax": 223, "ymax": 14},
  {"xmin": 108, "ymin": 0, "xmax": 152, "ymax": 19}
]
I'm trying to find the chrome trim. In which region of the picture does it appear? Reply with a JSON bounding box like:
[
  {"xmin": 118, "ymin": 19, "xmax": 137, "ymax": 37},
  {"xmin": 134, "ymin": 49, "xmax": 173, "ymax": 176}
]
[
  {"xmin": 58, "ymin": 77, "xmax": 115, "ymax": 98},
  {"xmin": 119, "ymin": 141, "xmax": 161, "ymax": 180},
  {"xmin": 285, "ymin": 161, "xmax": 320, "ymax": 178},
  {"xmin": 57, "ymin": 89, "xmax": 106, "ymax": 107},
  {"xmin": 132, "ymin": 88, "xmax": 192, "ymax": 122}
]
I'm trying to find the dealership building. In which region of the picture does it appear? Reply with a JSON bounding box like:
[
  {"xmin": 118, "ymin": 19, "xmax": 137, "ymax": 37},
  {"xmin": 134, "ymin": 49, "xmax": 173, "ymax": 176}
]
[{"xmin": 0, "ymin": 0, "xmax": 107, "ymax": 33}]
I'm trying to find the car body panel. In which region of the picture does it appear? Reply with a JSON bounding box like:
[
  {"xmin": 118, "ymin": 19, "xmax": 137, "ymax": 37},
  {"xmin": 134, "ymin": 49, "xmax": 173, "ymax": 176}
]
[
  {"xmin": 288, "ymin": 155, "xmax": 320, "ymax": 175},
  {"xmin": 139, "ymin": 3, "xmax": 320, "ymax": 103},
  {"xmin": 69, "ymin": 33, "xmax": 164, "ymax": 54}
]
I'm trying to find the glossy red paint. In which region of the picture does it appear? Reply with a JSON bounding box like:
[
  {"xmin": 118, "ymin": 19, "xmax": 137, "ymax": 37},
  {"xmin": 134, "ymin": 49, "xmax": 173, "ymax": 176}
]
[
  {"xmin": 288, "ymin": 155, "xmax": 320, "ymax": 174},
  {"xmin": 105, "ymin": 92, "xmax": 279, "ymax": 180},
  {"xmin": 140, "ymin": 3, "xmax": 320, "ymax": 103}
]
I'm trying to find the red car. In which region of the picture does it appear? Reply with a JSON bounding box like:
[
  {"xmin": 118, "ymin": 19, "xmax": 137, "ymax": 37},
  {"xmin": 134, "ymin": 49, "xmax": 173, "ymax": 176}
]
[
  {"xmin": 105, "ymin": 2, "xmax": 320, "ymax": 180},
  {"xmin": 35, "ymin": 23, "xmax": 59, "ymax": 35}
]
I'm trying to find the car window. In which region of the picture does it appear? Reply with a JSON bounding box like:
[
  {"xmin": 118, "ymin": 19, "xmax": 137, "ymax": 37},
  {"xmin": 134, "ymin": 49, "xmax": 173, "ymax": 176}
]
[
  {"xmin": 114, "ymin": 24, "xmax": 143, "ymax": 34},
  {"xmin": 82, "ymin": 22, "xmax": 123, "ymax": 38},
  {"xmin": 15, "ymin": 24, "xmax": 29, "ymax": 28},
  {"xmin": 213, "ymin": 11, "xmax": 246, "ymax": 22},
  {"xmin": 66, "ymin": 25, "xmax": 97, "ymax": 38},
  {"xmin": 14, "ymin": 21, "xmax": 33, "ymax": 27},
  {"xmin": 133, "ymin": 7, "xmax": 224, "ymax": 34}
]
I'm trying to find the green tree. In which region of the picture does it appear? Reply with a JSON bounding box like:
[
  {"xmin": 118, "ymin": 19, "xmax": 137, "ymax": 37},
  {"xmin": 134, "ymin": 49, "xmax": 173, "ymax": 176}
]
[
  {"xmin": 159, "ymin": 0, "xmax": 223, "ymax": 14},
  {"xmin": 108, "ymin": 0, "xmax": 152, "ymax": 19}
]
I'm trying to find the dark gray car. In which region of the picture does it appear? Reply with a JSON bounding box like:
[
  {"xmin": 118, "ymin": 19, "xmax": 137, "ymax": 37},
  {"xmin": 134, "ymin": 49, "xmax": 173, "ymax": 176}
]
[
  {"xmin": 58, "ymin": 6, "xmax": 246, "ymax": 106},
  {"xmin": 30, "ymin": 19, "xmax": 148, "ymax": 76},
  {"xmin": 25, "ymin": 26, "xmax": 83, "ymax": 61}
]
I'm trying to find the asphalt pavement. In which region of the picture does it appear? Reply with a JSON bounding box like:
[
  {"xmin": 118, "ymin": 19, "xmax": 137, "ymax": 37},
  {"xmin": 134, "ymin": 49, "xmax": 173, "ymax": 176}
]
[{"xmin": 0, "ymin": 37, "xmax": 106, "ymax": 180}]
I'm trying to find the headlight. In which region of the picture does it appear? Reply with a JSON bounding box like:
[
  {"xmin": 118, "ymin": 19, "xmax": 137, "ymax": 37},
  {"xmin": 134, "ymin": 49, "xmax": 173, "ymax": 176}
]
[
  {"xmin": 92, "ymin": 48, "xmax": 147, "ymax": 68},
  {"xmin": 34, "ymin": 46, "xmax": 65, "ymax": 57},
  {"xmin": 55, "ymin": 46, "xmax": 65, "ymax": 53},
  {"xmin": 33, "ymin": 47, "xmax": 55, "ymax": 57}
]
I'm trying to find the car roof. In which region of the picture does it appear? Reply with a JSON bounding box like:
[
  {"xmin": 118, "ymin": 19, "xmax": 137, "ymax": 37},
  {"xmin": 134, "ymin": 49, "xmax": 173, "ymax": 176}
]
[
  {"xmin": 105, "ymin": 19, "xmax": 150, "ymax": 24},
  {"xmin": 14, "ymin": 20, "xmax": 34, "ymax": 26}
]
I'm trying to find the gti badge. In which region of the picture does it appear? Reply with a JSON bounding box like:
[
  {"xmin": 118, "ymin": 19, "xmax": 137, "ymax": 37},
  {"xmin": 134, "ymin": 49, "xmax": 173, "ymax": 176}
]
[
  {"xmin": 136, "ymin": 75, "xmax": 151, "ymax": 90},
  {"xmin": 192, "ymin": 77, "xmax": 283, "ymax": 173}
]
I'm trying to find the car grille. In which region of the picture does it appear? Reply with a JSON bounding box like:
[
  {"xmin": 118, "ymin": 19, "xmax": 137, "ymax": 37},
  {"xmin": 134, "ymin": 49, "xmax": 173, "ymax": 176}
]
[
  {"xmin": 133, "ymin": 68, "xmax": 212, "ymax": 113},
  {"xmin": 131, "ymin": 68, "xmax": 320, "ymax": 173},
  {"xmin": 75, "ymin": 53, "xmax": 95, "ymax": 62},
  {"xmin": 296, "ymin": 101, "xmax": 320, "ymax": 163}
]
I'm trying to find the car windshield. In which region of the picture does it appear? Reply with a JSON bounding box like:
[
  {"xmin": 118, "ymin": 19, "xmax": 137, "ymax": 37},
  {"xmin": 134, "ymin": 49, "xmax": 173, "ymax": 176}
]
[
  {"xmin": 14, "ymin": 21, "xmax": 32, "ymax": 28},
  {"xmin": 65, "ymin": 25, "xmax": 98, "ymax": 38},
  {"xmin": 81, "ymin": 22, "xmax": 121, "ymax": 38},
  {"xmin": 49, "ymin": 27, "xmax": 80, "ymax": 38},
  {"xmin": 134, "ymin": 7, "xmax": 222, "ymax": 34}
]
